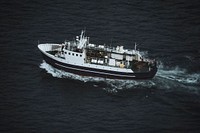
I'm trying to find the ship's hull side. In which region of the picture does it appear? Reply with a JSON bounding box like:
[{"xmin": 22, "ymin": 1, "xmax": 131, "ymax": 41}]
[{"xmin": 40, "ymin": 52, "xmax": 157, "ymax": 80}]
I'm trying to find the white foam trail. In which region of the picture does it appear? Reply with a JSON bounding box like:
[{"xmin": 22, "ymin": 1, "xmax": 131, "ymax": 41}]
[
  {"xmin": 40, "ymin": 61, "xmax": 63, "ymax": 78},
  {"xmin": 39, "ymin": 61, "xmax": 200, "ymax": 93},
  {"xmin": 102, "ymin": 80, "xmax": 156, "ymax": 93},
  {"xmin": 156, "ymin": 63, "xmax": 200, "ymax": 85},
  {"xmin": 40, "ymin": 61, "xmax": 106, "ymax": 82}
]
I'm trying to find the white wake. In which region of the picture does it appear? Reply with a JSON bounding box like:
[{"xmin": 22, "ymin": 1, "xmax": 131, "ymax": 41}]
[
  {"xmin": 39, "ymin": 61, "xmax": 200, "ymax": 93},
  {"xmin": 156, "ymin": 63, "xmax": 199, "ymax": 85}
]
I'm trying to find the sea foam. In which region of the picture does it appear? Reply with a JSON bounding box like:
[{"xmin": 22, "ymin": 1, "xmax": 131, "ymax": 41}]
[{"xmin": 39, "ymin": 61, "xmax": 200, "ymax": 93}]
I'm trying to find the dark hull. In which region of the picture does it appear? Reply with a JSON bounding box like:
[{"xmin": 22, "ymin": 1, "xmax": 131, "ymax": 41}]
[{"xmin": 41, "ymin": 52, "xmax": 157, "ymax": 80}]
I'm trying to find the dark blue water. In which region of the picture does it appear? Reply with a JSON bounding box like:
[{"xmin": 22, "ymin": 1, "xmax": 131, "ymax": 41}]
[{"xmin": 1, "ymin": 0, "xmax": 200, "ymax": 132}]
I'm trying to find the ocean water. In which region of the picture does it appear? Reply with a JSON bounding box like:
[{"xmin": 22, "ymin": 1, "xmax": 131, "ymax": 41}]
[{"xmin": 0, "ymin": 0, "xmax": 200, "ymax": 132}]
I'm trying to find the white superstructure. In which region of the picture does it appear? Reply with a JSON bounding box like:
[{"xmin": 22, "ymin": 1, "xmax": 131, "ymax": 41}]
[{"xmin": 38, "ymin": 30, "xmax": 157, "ymax": 79}]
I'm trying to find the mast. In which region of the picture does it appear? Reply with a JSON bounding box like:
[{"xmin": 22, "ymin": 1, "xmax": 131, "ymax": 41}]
[
  {"xmin": 134, "ymin": 42, "xmax": 137, "ymax": 52},
  {"xmin": 77, "ymin": 30, "xmax": 87, "ymax": 49}
]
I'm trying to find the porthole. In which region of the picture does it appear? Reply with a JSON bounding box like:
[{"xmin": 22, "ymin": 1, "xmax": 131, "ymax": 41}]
[{"xmin": 76, "ymin": 54, "xmax": 78, "ymax": 56}]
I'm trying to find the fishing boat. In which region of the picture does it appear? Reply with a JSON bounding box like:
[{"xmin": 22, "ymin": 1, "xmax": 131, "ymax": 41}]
[{"xmin": 38, "ymin": 31, "xmax": 157, "ymax": 79}]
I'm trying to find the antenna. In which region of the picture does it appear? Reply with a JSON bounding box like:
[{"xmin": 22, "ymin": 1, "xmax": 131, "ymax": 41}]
[
  {"xmin": 110, "ymin": 38, "xmax": 113, "ymax": 49},
  {"xmin": 134, "ymin": 42, "xmax": 137, "ymax": 51},
  {"xmin": 83, "ymin": 27, "xmax": 86, "ymax": 36}
]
